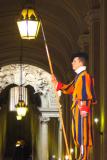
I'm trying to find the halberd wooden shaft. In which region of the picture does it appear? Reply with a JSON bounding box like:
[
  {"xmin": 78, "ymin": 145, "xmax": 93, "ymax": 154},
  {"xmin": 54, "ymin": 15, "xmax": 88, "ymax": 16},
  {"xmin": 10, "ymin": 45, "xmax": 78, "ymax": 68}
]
[{"xmin": 41, "ymin": 20, "xmax": 72, "ymax": 160}]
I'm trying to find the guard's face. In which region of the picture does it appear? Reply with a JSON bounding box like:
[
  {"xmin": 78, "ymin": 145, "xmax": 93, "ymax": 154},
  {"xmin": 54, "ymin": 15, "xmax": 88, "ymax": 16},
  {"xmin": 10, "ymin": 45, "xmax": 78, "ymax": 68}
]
[{"xmin": 71, "ymin": 57, "xmax": 82, "ymax": 71}]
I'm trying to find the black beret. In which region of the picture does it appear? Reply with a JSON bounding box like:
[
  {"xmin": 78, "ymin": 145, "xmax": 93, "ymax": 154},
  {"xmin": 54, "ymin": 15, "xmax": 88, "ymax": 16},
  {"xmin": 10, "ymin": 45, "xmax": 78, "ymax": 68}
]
[{"xmin": 71, "ymin": 52, "xmax": 89, "ymax": 62}]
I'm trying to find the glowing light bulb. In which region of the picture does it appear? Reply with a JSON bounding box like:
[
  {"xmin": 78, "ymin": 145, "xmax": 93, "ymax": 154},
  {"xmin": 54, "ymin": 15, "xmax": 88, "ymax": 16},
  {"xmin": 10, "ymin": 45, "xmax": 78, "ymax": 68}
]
[{"xmin": 94, "ymin": 118, "xmax": 99, "ymax": 124}]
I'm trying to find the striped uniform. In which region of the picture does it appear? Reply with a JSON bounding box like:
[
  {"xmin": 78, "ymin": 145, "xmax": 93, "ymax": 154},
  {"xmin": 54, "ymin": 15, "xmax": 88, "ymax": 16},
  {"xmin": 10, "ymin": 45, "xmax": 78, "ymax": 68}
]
[{"xmin": 58, "ymin": 70, "xmax": 97, "ymax": 147}]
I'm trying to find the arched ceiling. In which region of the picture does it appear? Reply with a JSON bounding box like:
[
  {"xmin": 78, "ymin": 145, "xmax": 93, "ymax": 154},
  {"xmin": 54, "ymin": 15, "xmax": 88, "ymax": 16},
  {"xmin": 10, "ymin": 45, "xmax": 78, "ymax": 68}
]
[{"xmin": 0, "ymin": 0, "xmax": 95, "ymax": 80}]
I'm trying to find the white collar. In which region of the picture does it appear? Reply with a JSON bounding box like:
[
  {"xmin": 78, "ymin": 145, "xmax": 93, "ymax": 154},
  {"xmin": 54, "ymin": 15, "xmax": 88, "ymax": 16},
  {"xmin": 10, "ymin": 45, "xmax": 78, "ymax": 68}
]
[{"xmin": 75, "ymin": 66, "xmax": 86, "ymax": 74}]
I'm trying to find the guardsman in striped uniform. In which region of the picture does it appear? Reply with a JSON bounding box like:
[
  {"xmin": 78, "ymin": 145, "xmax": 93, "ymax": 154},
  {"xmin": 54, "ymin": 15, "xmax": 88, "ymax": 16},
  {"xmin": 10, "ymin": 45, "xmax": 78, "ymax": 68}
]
[{"xmin": 53, "ymin": 52, "xmax": 97, "ymax": 160}]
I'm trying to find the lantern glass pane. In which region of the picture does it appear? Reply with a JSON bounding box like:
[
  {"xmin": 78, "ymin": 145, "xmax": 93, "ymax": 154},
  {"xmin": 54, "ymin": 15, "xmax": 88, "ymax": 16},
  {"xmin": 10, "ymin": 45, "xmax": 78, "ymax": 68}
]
[{"xmin": 17, "ymin": 20, "xmax": 40, "ymax": 39}]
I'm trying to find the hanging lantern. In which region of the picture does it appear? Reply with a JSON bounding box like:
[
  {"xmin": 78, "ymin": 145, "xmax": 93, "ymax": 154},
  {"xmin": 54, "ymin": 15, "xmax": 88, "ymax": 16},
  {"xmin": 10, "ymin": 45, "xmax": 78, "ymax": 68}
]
[
  {"xmin": 16, "ymin": 99, "xmax": 28, "ymax": 117},
  {"xmin": 9, "ymin": 86, "xmax": 28, "ymax": 112},
  {"xmin": 17, "ymin": 8, "xmax": 40, "ymax": 39},
  {"xmin": 15, "ymin": 65, "xmax": 28, "ymax": 117},
  {"xmin": 16, "ymin": 115, "xmax": 22, "ymax": 121}
]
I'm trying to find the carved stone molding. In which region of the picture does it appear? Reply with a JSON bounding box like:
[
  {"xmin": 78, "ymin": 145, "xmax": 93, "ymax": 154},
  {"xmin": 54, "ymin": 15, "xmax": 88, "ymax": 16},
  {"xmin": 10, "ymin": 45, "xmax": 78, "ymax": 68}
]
[
  {"xmin": 85, "ymin": 9, "xmax": 100, "ymax": 26},
  {"xmin": 0, "ymin": 64, "xmax": 53, "ymax": 95},
  {"xmin": 78, "ymin": 34, "xmax": 89, "ymax": 50},
  {"xmin": 39, "ymin": 116, "xmax": 50, "ymax": 123},
  {"xmin": 38, "ymin": 107, "xmax": 59, "ymax": 118}
]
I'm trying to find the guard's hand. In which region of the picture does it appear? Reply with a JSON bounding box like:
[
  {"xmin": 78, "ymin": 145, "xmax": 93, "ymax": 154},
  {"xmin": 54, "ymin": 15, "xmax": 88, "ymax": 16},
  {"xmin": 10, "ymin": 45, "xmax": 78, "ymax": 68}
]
[
  {"xmin": 78, "ymin": 101, "xmax": 89, "ymax": 117},
  {"xmin": 80, "ymin": 111, "xmax": 88, "ymax": 117}
]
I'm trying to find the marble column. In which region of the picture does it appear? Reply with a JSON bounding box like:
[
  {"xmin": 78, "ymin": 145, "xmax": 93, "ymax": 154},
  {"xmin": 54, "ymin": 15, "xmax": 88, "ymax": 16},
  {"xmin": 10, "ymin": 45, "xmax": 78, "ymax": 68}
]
[
  {"xmin": 85, "ymin": 8, "xmax": 101, "ymax": 160},
  {"xmin": 38, "ymin": 116, "xmax": 50, "ymax": 160},
  {"xmin": 101, "ymin": 0, "xmax": 107, "ymax": 159},
  {"xmin": 58, "ymin": 119, "xmax": 63, "ymax": 160},
  {"xmin": 40, "ymin": 94, "xmax": 49, "ymax": 108}
]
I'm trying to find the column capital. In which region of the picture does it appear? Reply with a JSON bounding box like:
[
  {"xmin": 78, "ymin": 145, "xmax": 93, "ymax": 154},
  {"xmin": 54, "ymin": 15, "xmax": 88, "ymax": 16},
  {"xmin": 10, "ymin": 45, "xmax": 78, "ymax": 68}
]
[
  {"xmin": 39, "ymin": 116, "xmax": 50, "ymax": 123},
  {"xmin": 78, "ymin": 34, "xmax": 89, "ymax": 50},
  {"xmin": 85, "ymin": 9, "xmax": 100, "ymax": 26}
]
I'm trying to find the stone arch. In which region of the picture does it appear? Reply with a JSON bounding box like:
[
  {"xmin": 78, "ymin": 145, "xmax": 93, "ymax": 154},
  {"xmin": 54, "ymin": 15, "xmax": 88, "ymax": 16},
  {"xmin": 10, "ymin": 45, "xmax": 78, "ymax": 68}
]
[{"xmin": 0, "ymin": 64, "xmax": 57, "ymax": 109}]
